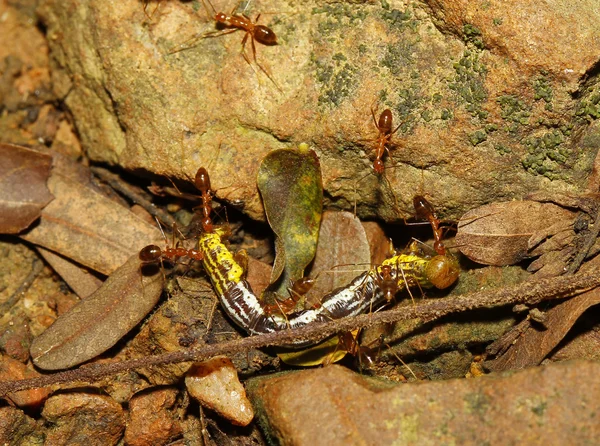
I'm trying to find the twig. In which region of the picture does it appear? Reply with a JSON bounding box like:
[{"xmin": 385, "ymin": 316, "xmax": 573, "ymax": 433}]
[
  {"xmin": 91, "ymin": 166, "xmax": 177, "ymax": 228},
  {"xmin": 2, "ymin": 267, "xmax": 600, "ymax": 396}
]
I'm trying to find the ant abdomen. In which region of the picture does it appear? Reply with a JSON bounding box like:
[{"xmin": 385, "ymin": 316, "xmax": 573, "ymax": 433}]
[
  {"xmin": 139, "ymin": 245, "xmax": 162, "ymax": 263},
  {"xmin": 254, "ymin": 25, "xmax": 277, "ymax": 45},
  {"xmin": 195, "ymin": 167, "xmax": 211, "ymax": 193},
  {"xmin": 378, "ymin": 109, "xmax": 393, "ymax": 135}
]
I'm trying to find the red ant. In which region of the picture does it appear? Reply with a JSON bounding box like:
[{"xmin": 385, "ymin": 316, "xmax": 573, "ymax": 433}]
[
  {"xmin": 172, "ymin": 0, "xmax": 280, "ymax": 89},
  {"xmin": 374, "ymin": 264, "xmax": 399, "ymax": 302},
  {"xmin": 370, "ymin": 106, "xmax": 402, "ymax": 174},
  {"xmin": 193, "ymin": 167, "xmax": 216, "ymax": 233},
  {"xmin": 139, "ymin": 219, "xmax": 204, "ymax": 268},
  {"xmin": 412, "ymin": 195, "xmax": 447, "ymax": 256},
  {"xmin": 139, "ymin": 243, "xmax": 204, "ymax": 266},
  {"xmin": 352, "ymin": 105, "xmax": 405, "ymax": 216},
  {"xmin": 263, "ymin": 276, "xmax": 318, "ymax": 317},
  {"xmin": 332, "ymin": 330, "xmax": 379, "ymax": 370}
]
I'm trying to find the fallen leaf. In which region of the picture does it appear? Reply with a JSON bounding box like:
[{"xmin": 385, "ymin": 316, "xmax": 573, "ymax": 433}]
[
  {"xmin": 485, "ymin": 288, "xmax": 600, "ymax": 372},
  {"xmin": 21, "ymin": 169, "xmax": 162, "ymax": 275},
  {"xmin": 30, "ymin": 254, "xmax": 164, "ymax": 370},
  {"xmin": 304, "ymin": 211, "xmax": 371, "ymax": 308},
  {"xmin": 246, "ymin": 256, "xmax": 273, "ymax": 298},
  {"xmin": 37, "ymin": 247, "xmax": 103, "ymax": 298},
  {"xmin": 257, "ymin": 146, "xmax": 323, "ymax": 297},
  {"xmin": 455, "ymin": 201, "xmax": 575, "ymax": 266},
  {"xmin": 277, "ymin": 335, "xmax": 350, "ymax": 367},
  {"xmin": 0, "ymin": 144, "xmax": 53, "ymax": 233}
]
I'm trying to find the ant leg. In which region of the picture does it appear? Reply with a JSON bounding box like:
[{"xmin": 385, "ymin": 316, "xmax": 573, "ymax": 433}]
[
  {"xmin": 235, "ymin": 0, "xmax": 249, "ymax": 16},
  {"xmin": 247, "ymin": 34, "xmax": 282, "ymax": 91},
  {"xmin": 239, "ymin": 34, "xmax": 263, "ymax": 81},
  {"xmin": 240, "ymin": 32, "xmax": 258, "ymax": 74},
  {"xmin": 385, "ymin": 346, "xmax": 418, "ymax": 380},
  {"xmin": 143, "ymin": 1, "xmax": 161, "ymax": 20},
  {"xmin": 397, "ymin": 264, "xmax": 416, "ymax": 306},
  {"xmin": 169, "ymin": 29, "xmax": 239, "ymax": 55},
  {"xmin": 153, "ymin": 216, "xmax": 169, "ymax": 245},
  {"xmin": 371, "ymin": 104, "xmax": 379, "ymax": 128},
  {"xmin": 202, "ymin": 0, "xmax": 218, "ymax": 16},
  {"xmin": 202, "ymin": 28, "xmax": 240, "ymax": 39},
  {"xmin": 204, "ymin": 297, "xmax": 219, "ymax": 335}
]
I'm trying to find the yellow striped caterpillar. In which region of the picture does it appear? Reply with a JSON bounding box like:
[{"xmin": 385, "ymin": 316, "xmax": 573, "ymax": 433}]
[{"xmin": 198, "ymin": 228, "xmax": 459, "ymax": 347}]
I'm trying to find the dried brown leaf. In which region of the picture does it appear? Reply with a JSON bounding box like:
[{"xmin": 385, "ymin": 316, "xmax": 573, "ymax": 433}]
[
  {"xmin": 0, "ymin": 144, "xmax": 53, "ymax": 233},
  {"xmin": 21, "ymin": 169, "xmax": 162, "ymax": 275},
  {"xmin": 30, "ymin": 254, "xmax": 164, "ymax": 370},
  {"xmin": 455, "ymin": 201, "xmax": 575, "ymax": 266},
  {"xmin": 246, "ymin": 256, "xmax": 272, "ymax": 298},
  {"xmin": 304, "ymin": 211, "xmax": 371, "ymax": 307},
  {"xmin": 485, "ymin": 288, "xmax": 600, "ymax": 372},
  {"xmin": 36, "ymin": 247, "xmax": 103, "ymax": 299}
]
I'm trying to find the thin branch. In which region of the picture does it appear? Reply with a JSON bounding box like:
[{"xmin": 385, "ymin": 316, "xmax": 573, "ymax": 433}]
[
  {"xmin": 91, "ymin": 166, "xmax": 177, "ymax": 228},
  {"xmin": 2, "ymin": 266, "xmax": 600, "ymax": 396}
]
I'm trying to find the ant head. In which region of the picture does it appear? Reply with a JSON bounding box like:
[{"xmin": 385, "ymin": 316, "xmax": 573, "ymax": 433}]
[
  {"xmin": 215, "ymin": 12, "xmax": 227, "ymax": 23},
  {"xmin": 291, "ymin": 277, "xmax": 315, "ymax": 296},
  {"xmin": 373, "ymin": 159, "xmax": 385, "ymax": 174},
  {"xmin": 139, "ymin": 245, "xmax": 162, "ymax": 263},
  {"xmin": 433, "ymin": 240, "xmax": 446, "ymax": 256},
  {"xmin": 424, "ymin": 254, "xmax": 459, "ymax": 289},
  {"xmin": 201, "ymin": 216, "xmax": 214, "ymax": 233},
  {"xmin": 195, "ymin": 167, "xmax": 211, "ymax": 194}
]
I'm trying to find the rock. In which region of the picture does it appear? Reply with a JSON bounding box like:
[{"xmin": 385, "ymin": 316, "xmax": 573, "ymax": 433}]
[
  {"xmin": 36, "ymin": 0, "xmax": 600, "ymax": 222},
  {"xmin": 0, "ymin": 316, "xmax": 32, "ymax": 363},
  {"xmin": 247, "ymin": 362, "xmax": 600, "ymax": 445},
  {"xmin": 185, "ymin": 356, "xmax": 254, "ymax": 426},
  {"xmin": 124, "ymin": 387, "xmax": 183, "ymax": 446},
  {"xmin": 0, "ymin": 406, "xmax": 44, "ymax": 445},
  {"xmin": 423, "ymin": 0, "xmax": 600, "ymax": 90},
  {"xmin": 0, "ymin": 355, "xmax": 50, "ymax": 409},
  {"xmin": 42, "ymin": 392, "xmax": 125, "ymax": 446},
  {"xmin": 123, "ymin": 282, "xmax": 215, "ymax": 385}
]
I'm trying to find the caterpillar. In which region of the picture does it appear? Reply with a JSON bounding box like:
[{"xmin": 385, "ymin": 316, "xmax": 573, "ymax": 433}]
[{"xmin": 198, "ymin": 228, "xmax": 459, "ymax": 347}]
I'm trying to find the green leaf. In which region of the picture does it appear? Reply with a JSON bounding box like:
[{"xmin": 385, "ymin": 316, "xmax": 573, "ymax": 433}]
[
  {"xmin": 278, "ymin": 335, "xmax": 349, "ymax": 366},
  {"xmin": 257, "ymin": 145, "xmax": 323, "ymax": 299}
]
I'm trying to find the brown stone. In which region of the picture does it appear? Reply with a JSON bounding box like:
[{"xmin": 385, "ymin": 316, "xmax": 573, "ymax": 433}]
[
  {"xmin": 42, "ymin": 392, "xmax": 125, "ymax": 446},
  {"xmin": 0, "ymin": 406, "xmax": 44, "ymax": 445},
  {"xmin": 0, "ymin": 355, "xmax": 50, "ymax": 409},
  {"xmin": 124, "ymin": 387, "xmax": 183, "ymax": 446},
  {"xmin": 36, "ymin": 0, "xmax": 600, "ymax": 224},
  {"xmin": 186, "ymin": 357, "xmax": 254, "ymax": 426},
  {"xmin": 248, "ymin": 362, "xmax": 600, "ymax": 445}
]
